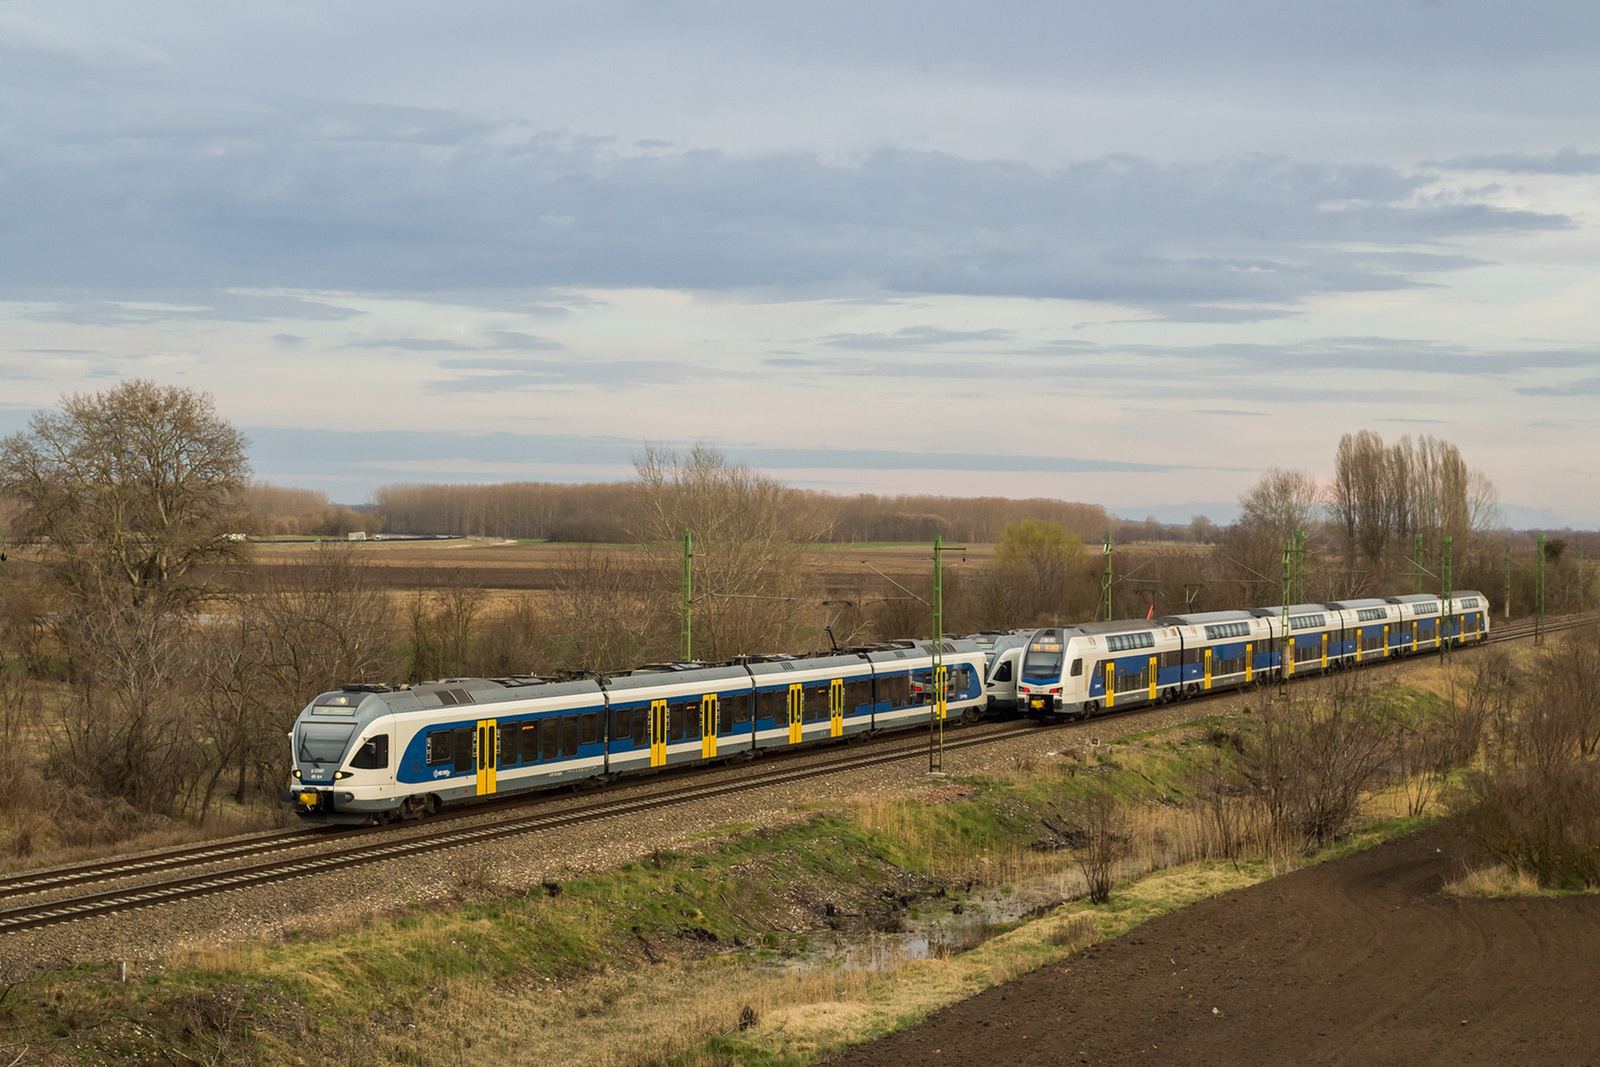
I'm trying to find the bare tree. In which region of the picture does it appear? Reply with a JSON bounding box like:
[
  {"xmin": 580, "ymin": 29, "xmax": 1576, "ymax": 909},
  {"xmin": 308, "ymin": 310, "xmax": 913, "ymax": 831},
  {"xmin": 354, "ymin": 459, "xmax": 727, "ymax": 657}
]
[
  {"xmin": 633, "ymin": 444, "xmax": 824, "ymax": 658},
  {"xmin": 0, "ymin": 380, "xmax": 250, "ymax": 608}
]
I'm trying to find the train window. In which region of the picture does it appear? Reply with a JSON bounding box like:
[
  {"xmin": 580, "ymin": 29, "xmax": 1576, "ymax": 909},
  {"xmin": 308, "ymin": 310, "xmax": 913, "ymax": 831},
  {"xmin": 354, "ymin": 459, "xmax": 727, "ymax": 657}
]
[
  {"xmin": 521, "ymin": 723, "xmax": 540, "ymax": 763},
  {"xmin": 426, "ymin": 730, "xmax": 452, "ymax": 765},
  {"xmin": 299, "ymin": 722, "xmax": 355, "ymax": 763},
  {"xmin": 579, "ymin": 712, "xmax": 601, "ymax": 747},
  {"xmin": 1069, "ymin": 658, "xmax": 1083, "ymax": 677},
  {"xmin": 631, "ymin": 709, "xmax": 649, "ymax": 747},
  {"xmin": 758, "ymin": 689, "xmax": 787, "ymax": 722},
  {"xmin": 948, "ymin": 665, "xmax": 971, "ymax": 696},
  {"xmin": 349, "ymin": 734, "xmax": 389, "ymax": 769},
  {"xmin": 879, "ymin": 673, "xmax": 911, "ymax": 708},
  {"xmin": 452, "ymin": 728, "xmax": 473, "ymax": 773},
  {"xmin": 498, "ymin": 724, "xmax": 518, "ymax": 769},
  {"xmin": 668, "ymin": 703, "xmax": 685, "ymax": 742},
  {"xmin": 541, "ymin": 720, "xmax": 560, "ymax": 761},
  {"xmin": 846, "ymin": 678, "xmax": 873, "ymax": 714},
  {"xmin": 610, "ymin": 709, "xmax": 630, "ymax": 746},
  {"xmin": 717, "ymin": 697, "xmax": 734, "ymax": 734},
  {"xmin": 561, "ymin": 716, "xmax": 579, "ymax": 758},
  {"xmin": 726, "ymin": 693, "xmax": 752, "ymax": 725},
  {"xmin": 803, "ymin": 685, "xmax": 826, "ymax": 723},
  {"xmin": 991, "ymin": 660, "xmax": 1012, "ymax": 684}
]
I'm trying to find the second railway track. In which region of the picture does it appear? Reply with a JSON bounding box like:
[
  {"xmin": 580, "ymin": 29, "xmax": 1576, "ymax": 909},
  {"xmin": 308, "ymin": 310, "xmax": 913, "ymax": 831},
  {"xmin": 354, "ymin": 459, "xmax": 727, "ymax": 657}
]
[{"xmin": 3, "ymin": 608, "xmax": 1594, "ymax": 935}]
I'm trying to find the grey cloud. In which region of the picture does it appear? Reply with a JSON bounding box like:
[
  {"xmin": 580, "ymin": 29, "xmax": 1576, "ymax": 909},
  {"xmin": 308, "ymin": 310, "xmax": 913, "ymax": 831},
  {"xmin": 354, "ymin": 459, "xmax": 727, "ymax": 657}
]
[
  {"xmin": 1437, "ymin": 148, "xmax": 1600, "ymax": 174},
  {"xmin": 273, "ymin": 333, "xmax": 306, "ymax": 344},
  {"xmin": 429, "ymin": 356, "xmax": 708, "ymax": 390},
  {"xmin": 346, "ymin": 338, "xmax": 481, "ymax": 351},
  {"xmin": 1516, "ymin": 378, "xmax": 1600, "ymax": 396},
  {"xmin": 29, "ymin": 292, "xmax": 363, "ymax": 326},
  {"xmin": 482, "ymin": 331, "xmax": 564, "ymax": 351},
  {"xmin": 0, "ymin": 103, "xmax": 1571, "ymax": 316},
  {"xmin": 824, "ymin": 326, "xmax": 1013, "ymax": 350}
]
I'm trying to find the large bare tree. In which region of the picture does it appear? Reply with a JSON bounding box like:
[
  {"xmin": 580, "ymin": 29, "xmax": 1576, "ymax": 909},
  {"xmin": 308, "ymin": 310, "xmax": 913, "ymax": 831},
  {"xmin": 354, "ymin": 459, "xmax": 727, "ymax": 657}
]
[
  {"xmin": 633, "ymin": 443, "xmax": 825, "ymax": 659},
  {"xmin": 0, "ymin": 380, "xmax": 250, "ymax": 607}
]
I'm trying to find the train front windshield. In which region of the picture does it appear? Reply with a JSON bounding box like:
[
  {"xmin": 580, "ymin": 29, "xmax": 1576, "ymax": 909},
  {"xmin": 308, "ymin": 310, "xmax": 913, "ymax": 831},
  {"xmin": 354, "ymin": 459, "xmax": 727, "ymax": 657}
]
[{"xmin": 1021, "ymin": 638, "xmax": 1064, "ymax": 681}]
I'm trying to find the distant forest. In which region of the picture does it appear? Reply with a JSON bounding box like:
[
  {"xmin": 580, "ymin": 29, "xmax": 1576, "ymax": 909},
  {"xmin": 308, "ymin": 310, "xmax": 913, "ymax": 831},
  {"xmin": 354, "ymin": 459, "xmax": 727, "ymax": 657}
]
[{"xmin": 236, "ymin": 478, "xmax": 1216, "ymax": 545}]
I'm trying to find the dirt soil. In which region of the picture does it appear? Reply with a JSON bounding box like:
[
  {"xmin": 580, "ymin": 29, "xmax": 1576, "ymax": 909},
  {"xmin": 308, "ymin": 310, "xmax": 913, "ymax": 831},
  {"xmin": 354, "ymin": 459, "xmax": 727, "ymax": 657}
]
[{"xmin": 828, "ymin": 828, "xmax": 1600, "ymax": 1066}]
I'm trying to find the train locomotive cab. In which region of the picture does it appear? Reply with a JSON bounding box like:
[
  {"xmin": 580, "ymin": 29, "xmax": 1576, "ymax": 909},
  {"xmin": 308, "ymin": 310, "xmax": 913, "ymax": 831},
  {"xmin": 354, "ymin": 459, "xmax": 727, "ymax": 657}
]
[
  {"xmin": 1017, "ymin": 628, "xmax": 1077, "ymax": 719},
  {"xmin": 288, "ymin": 686, "xmax": 400, "ymax": 826}
]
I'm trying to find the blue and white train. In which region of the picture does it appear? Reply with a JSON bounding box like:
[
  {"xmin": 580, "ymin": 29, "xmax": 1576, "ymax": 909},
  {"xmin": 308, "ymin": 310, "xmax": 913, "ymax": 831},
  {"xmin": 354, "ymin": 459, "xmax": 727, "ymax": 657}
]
[
  {"xmin": 286, "ymin": 640, "xmax": 987, "ymax": 825},
  {"xmin": 1015, "ymin": 590, "xmax": 1490, "ymax": 719}
]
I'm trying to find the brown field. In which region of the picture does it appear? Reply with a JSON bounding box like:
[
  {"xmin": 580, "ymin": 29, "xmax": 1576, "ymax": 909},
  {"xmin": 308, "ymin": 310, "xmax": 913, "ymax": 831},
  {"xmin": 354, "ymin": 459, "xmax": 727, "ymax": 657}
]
[
  {"xmin": 829, "ymin": 826, "xmax": 1600, "ymax": 1066},
  {"xmin": 246, "ymin": 538, "xmax": 999, "ymax": 590}
]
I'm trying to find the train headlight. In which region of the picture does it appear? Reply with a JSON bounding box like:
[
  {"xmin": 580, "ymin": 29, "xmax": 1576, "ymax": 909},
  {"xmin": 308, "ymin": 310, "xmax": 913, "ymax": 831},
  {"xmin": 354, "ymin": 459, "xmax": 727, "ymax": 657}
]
[
  {"xmin": 292, "ymin": 769, "xmax": 302, "ymax": 779},
  {"xmin": 334, "ymin": 771, "xmax": 352, "ymax": 780}
]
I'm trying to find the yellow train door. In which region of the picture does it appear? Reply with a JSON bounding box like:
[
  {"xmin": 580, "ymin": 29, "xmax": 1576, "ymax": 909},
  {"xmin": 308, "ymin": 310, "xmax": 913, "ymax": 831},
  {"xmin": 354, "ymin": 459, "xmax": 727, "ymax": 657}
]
[
  {"xmin": 1383, "ymin": 624, "xmax": 1390, "ymax": 658},
  {"xmin": 650, "ymin": 699, "xmax": 668, "ymax": 767},
  {"xmin": 702, "ymin": 694, "xmax": 718, "ymax": 759},
  {"xmin": 1203, "ymin": 647, "xmax": 1213, "ymax": 690},
  {"xmin": 475, "ymin": 718, "xmax": 497, "ymax": 796},
  {"xmin": 1245, "ymin": 642, "xmax": 1254, "ymax": 683},
  {"xmin": 1321, "ymin": 632, "xmax": 1328, "ymax": 670},
  {"xmin": 933, "ymin": 665, "xmax": 947, "ymax": 722},
  {"xmin": 788, "ymin": 683, "xmax": 803, "ymax": 744},
  {"xmin": 829, "ymin": 679, "xmax": 844, "ymax": 737},
  {"xmin": 1104, "ymin": 661, "xmax": 1115, "ymax": 708}
]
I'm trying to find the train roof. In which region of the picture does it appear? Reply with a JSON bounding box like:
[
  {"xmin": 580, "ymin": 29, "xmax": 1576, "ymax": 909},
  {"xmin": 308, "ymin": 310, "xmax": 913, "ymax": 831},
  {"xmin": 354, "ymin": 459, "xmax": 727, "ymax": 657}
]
[
  {"xmin": 744, "ymin": 652, "xmax": 868, "ymax": 677},
  {"xmin": 1154, "ymin": 610, "xmax": 1256, "ymax": 626},
  {"xmin": 1323, "ymin": 598, "xmax": 1392, "ymax": 610},
  {"xmin": 1248, "ymin": 603, "xmax": 1334, "ymax": 618},
  {"xmin": 1070, "ymin": 619, "xmax": 1159, "ymax": 636},
  {"xmin": 605, "ymin": 664, "xmax": 752, "ymax": 691},
  {"xmin": 1384, "ymin": 593, "xmax": 1441, "ymax": 604},
  {"xmin": 366, "ymin": 677, "xmax": 604, "ymax": 712}
]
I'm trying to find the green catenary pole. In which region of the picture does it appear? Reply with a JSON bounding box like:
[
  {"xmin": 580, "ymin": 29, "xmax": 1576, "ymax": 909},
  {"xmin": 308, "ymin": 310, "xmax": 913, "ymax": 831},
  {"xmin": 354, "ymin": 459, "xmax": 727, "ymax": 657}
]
[
  {"xmin": 1504, "ymin": 537, "xmax": 1512, "ymax": 621},
  {"xmin": 1280, "ymin": 534, "xmax": 1293, "ymax": 693},
  {"xmin": 1295, "ymin": 529, "xmax": 1307, "ymax": 604},
  {"xmin": 681, "ymin": 530, "xmax": 692, "ymax": 661},
  {"xmin": 1441, "ymin": 535, "xmax": 1453, "ymax": 661},
  {"xmin": 930, "ymin": 535, "xmax": 944, "ymax": 772},
  {"xmin": 1101, "ymin": 533, "xmax": 1113, "ymax": 622},
  {"xmin": 1536, "ymin": 533, "xmax": 1547, "ymax": 645}
]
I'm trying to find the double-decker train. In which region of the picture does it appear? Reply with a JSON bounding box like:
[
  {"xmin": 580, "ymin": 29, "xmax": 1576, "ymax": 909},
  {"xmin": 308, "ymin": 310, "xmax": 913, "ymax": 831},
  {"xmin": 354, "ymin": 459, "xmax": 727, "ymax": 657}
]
[
  {"xmin": 1014, "ymin": 591, "xmax": 1490, "ymax": 719},
  {"xmin": 287, "ymin": 639, "xmax": 987, "ymax": 825}
]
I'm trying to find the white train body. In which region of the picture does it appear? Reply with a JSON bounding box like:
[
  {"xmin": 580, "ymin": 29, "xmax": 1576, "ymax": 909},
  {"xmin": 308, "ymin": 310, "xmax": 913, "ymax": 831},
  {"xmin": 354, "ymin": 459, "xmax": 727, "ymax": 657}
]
[
  {"xmin": 287, "ymin": 639, "xmax": 987, "ymax": 825},
  {"xmin": 1016, "ymin": 590, "xmax": 1490, "ymax": 719}
]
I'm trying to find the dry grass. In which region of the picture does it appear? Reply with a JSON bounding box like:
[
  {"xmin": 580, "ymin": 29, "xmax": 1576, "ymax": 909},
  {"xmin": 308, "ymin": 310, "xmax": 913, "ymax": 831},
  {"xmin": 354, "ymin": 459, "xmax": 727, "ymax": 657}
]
[{"xmin": 1443, "ymin": 863, "xmax": 1547, "ymax": 898}]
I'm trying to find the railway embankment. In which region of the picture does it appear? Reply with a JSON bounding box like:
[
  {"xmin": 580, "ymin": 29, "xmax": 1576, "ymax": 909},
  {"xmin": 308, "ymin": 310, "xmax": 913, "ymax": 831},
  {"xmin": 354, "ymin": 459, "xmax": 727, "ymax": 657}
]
[{"xmin": 0, "ymin": 678, "xmax": 1451, "ymax": 1067}]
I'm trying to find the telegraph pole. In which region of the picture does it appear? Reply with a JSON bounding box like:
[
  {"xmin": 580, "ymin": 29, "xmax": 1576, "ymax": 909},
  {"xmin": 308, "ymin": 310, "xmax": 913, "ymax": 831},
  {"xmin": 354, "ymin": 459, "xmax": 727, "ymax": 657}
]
[
  {"xmin": 681, "ymin": 531, "xmax": 693, "ymax": 661},
  {"xmin": 1536, "ymin": 533, "xmax": 1547, "ymax": 645},
  {"xmin": 1100, "ymin": 533, "xmax": 1113, "ymax": 622},
  {"xmin": 930, "ymin": 535, "xmax": 945, "ymax": 773}
]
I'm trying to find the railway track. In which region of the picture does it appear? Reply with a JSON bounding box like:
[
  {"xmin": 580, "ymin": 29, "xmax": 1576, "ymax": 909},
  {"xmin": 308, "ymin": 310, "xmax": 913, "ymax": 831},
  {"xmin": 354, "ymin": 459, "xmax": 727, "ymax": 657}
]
[
  {"xmin": 3, "ymin": 608, "xmax": 1594, "ymax": 935},
  {"xmin": 0, "ymin": 720, "xmax": 1040, "ymax": 934}
]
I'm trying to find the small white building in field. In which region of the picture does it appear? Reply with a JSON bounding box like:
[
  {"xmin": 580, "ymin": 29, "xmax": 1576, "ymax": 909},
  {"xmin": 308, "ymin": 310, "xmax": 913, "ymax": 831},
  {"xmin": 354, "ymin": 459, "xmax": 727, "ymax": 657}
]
[{"xmin": 347, "ymin": 531, "xmax": 367, "ymax": 541}]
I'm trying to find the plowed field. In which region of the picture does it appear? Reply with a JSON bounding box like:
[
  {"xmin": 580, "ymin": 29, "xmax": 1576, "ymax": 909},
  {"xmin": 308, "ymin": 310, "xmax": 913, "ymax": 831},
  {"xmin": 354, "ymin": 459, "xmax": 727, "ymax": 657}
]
[{"xmin": 829, "ymin": 828, "xmax": 1600, "ymax": 1066}]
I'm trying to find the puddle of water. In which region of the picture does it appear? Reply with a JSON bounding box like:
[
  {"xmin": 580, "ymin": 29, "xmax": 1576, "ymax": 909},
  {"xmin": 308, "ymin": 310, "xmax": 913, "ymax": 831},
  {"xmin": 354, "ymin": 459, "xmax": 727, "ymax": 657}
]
[{"xmin": 751, "ymin": 868, "xmax": 1084, "ymax": 973}]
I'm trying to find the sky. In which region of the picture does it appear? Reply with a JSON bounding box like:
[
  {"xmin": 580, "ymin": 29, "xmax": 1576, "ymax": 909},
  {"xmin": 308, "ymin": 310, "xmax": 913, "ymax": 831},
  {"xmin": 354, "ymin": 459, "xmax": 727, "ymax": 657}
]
[{"xmin": 2, "ymin": 2, "xmax": 1599, "ymax": 526}]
